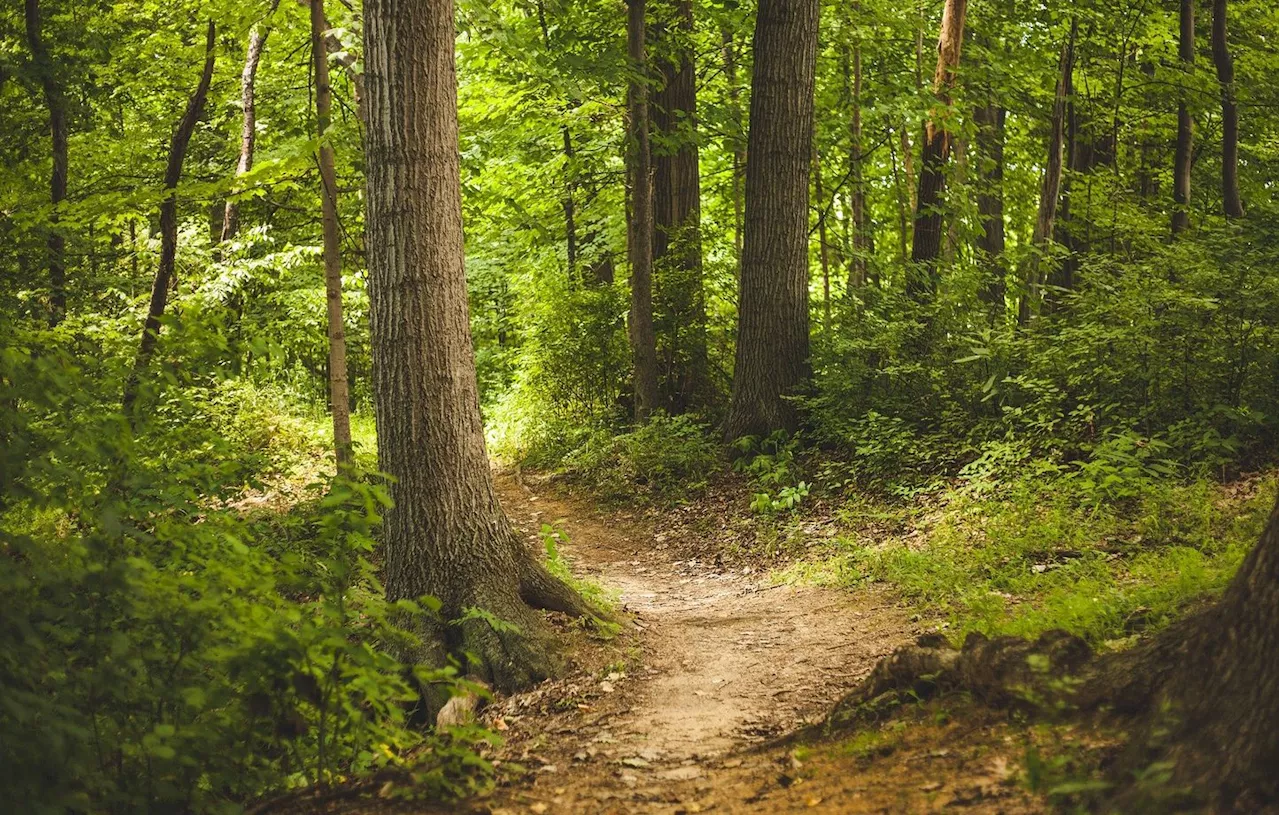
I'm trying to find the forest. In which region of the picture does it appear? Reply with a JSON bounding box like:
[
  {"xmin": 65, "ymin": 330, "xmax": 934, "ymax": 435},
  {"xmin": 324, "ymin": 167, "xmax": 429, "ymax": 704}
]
[{"xmin": 1, "ymin": 0, "xmax": 1276, "ymax": 811}]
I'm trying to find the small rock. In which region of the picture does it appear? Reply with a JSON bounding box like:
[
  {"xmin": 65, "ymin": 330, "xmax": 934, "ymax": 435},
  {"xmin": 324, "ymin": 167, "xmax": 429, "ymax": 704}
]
[
  {"xmin": 529, "ymin": 804, "xmax": 549, "ymax": 814},
  {"xmin": 659, "ymin": 766, "xmax": 703, "ymax": 781}
]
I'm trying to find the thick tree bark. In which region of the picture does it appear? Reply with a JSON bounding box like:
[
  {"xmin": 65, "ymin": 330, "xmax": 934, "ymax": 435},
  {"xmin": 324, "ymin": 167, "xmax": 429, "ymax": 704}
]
[
  {"xmin": 1172, "ymin": 0, "xmax": 1194, "ymax": 236},
  {"xmin": 311, "ymin": 0, "xmax": 353, "ymax": 468},
  {"xmin": 1018, "ymin": 26, "xmax": 1073, "ymax": 325},
  {"xmin": 23, "ymin": 0, "xmax": 67, "ymax": 326},
  {"xmin": 907, "ymin": 0, "xmax": 967, "ymax": 301},
  {"xmin": 721, "ymin": 27, "xmax": 745, "ymax": 261},
  {"xmin": 1212, "ymin": 0, "xmax": 1243, "ymax": 218},
  {"xmin": 723, "ymin": 0, "xmax": 818, "ymax": 442},
  {"xmin": 973, "ymin": 102, "xmax": 1005, "ymax": 314},
  {"xmin": 627, "ymin": 0, "xmax": 659, "ymax": 420},
  {"xmin": 121, "ymin": 22, "xmax": 216, "ymax": 419},
  {"xmin": 651, "ymin": 0, "xmax": 708, "ymax": 413},
  {"xmin": 362, "ymin": 0, "xmax": 590, "ymax": 695},
  {"xmin": 220, "ymin": 0, "xmax": 280, "ymax": 247}
]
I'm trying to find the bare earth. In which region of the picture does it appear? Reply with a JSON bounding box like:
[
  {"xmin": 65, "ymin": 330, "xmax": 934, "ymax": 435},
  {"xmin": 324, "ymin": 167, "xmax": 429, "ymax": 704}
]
[{"xmin": 481, "ymin": 477, "xmax": 1050, "ymax": 814}]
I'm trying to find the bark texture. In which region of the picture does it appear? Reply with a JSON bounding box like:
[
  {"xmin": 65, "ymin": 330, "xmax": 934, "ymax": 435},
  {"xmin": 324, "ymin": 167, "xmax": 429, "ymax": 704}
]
[
  {"xmin": 627, "ymin": 0, "xmax": 660, "ymax": 420},
  {"xmin": 1212, "ymin": 0, "xmax": 1243, "ymax": 218},
  {"xmin": 220, "ymin": 0, "xmax": 280, "ymax": 247},
  {"xmin": 1172, "ymin": 0, "xmax": 1194, "ymax": 236},
  {"xmin": 122, "ymin": 22, "xmax": 216, "ymax": 419},
  {"xmin": 310, "ymin": 0, "xmax": 353, "ymax": 468},
  {"xmin": 23, "ymin": 0, "xmax": 67, "ymax": 326},
  {"xmin": 651, "ymin": 0, "xmax": 709, "ymax": 413},
  {"xmin": 362, "ymin": 0, "xmax": 590, "ymax": 695},
  {"xmin": 907, "ymin": 0, "xmax": 967, "ymax": 301},
  {"xmin": 722, "ymin": 0, "xmax": 818, "ymax": 442}
]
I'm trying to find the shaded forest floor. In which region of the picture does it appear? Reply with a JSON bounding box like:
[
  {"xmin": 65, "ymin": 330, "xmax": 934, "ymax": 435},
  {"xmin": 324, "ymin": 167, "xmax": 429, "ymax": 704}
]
[{"xmin": 471, "ymin": 475, "xmax": 1065, "ymax": 814}]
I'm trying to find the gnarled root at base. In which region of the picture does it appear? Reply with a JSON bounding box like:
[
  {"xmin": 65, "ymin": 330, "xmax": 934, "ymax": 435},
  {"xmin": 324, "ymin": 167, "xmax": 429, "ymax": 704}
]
[{"xmin": 402, "ymin": 548, "xmax": 600, "ymax": 719}]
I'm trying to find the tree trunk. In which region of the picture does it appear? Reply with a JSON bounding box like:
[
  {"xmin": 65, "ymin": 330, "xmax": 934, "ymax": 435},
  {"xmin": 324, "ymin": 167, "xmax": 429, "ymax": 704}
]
[
  {"xmin": 722, "ymin": 0, "xmax": 818, "ymax": 442},
  {"xmin": 651, "ymin": 0, "xmax": 708, "ymax": 414},
  {"xmin": 23, "ymin": 0, "xmax": 67, "ymax": 327},
  {"xmin": 311, "ymin": 0, "xmax": 353, "ymax": 469},
  {"xmin": 535, "ymin": 0, "xmax": 578, "ymax": 279},
  {"xmin": 1172, "ymin": 0, "xmax": 1194, "ymax": 236},
  {"xmin": 1018, "ymin": 25, "xmax": 1073, "ymax": 325},
  {"xmin": 907, "ymin": 0, "xmax": 967, "ymax": 301},
  {"xmin": 721, "ymin": 26, "xmax": 745, "ymax": 261},
  {"xmin": 626, "ymin": 0, "xmax": 659, "ymax": 420},
  {"xmin": 973, "ymin": 102, "xmax": 1005, "ymax": 315},
  {"xmin": 121, "ymin": 22, "xmax": 216, "ymax": 420},
  {"xmin": 813, "ymin": 147, "xmax": 831, "ymax": 329},
  {"xmin": 1212, "ymin": 0, "xmax": 1243, "ymax": 218},
  {"xmin": 362, "ymin": 0, "xmax": 590, "ymax": 696},
  {"xmin": 220, "ymin": 0, "xmax": 280, "ymax": 248},
  {"xmin": 844, "ymin": 37, "xmax": 870, "ymax": 291},
  {"xmin": 889, "ymin": 126, "xmax": 909, "ymax": 264}
]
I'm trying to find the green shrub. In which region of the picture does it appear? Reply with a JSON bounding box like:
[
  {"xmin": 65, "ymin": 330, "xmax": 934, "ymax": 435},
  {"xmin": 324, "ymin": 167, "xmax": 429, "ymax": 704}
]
[{"xmin": 560, "ymin": 413, "xmax": 719, "ymax": 501}]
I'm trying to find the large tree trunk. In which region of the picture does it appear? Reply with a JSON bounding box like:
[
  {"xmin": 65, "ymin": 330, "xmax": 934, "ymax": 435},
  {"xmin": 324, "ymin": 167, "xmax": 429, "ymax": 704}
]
[
  {"xmin": 907, "ymin": 0, "xmax": 967, "ymax": 302},
  {"xmin": 627, "ymin": 0, "xmax": 659, "ymax": 421},
  {"xmin": 23, "ymin": 0, "xmax": 67, "ymax": 327},
  {"xmin": 362, "ymin": 0, "xmax": 589, "ymax": 696},
  {"xmin": 220, "ymin": 0, "xmax": 280, "ymax": 248},
  {"xmin": 121, "ymin": 22, "xmax": 216, "ymax": 420},
  {"xmin": 1212, "ymin": 0, "xmax": 1243, "ymax": 218},
  {"xmin": 311, "ymin": 0, "xmax": 353, "ymax": 469},
  {"xmin": 722, "ymin": 0, "xmax": 818, "ymax": 442},
  {"xmin": 1018, "ymin": 25, "xmax": 1073, "ymax": 326},
  {"xmin": 1171, "ymin": 0, "xmax": 1194, "ymax": 236},
  {"xmin": 973, "ymin": 102, "xmax": 1005, "ymax": 315},
  {"xmin": 651, "ymin": 0, "xmax": 708, "ymax": 414}
]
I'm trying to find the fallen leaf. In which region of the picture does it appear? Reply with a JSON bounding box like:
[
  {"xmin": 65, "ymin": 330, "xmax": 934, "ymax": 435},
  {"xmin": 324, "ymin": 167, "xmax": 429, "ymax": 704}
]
[
  {"xmin": 806, "ymin": 797, "xmax": 824, "ymax": 807},
  {"xmin": 919, "ymin": 781, "xmax": 943, "ymax": 792},
  {"xmin": 622, "ymin": 757, "xmax": 651, "ymax": 768},
  {"xmin": 529, "ymin": 804, "xmax": 548, "ymax": 815}
]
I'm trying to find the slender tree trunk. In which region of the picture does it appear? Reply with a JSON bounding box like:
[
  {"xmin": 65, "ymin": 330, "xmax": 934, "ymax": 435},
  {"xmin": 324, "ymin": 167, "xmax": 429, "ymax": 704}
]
[
  {"xmin": 627, "ymin": 0, "xmax": 659, "ymax": 420},
  {"xmin": 311, "ymin": 0, "xmax": 353, "ymax": 468},
  {"xmin": 723, "ymin": 0, "xmax": 819, "ymax": 442},
  {"xmin": 362, "ymin": 0, "xmax": 590, "ymax": 697},
  {"xmin": 721, "ymin": 26, "xmax": 745, "ymax": 261},
  {"xmin": 907, "ymin": 0, "xmax": 967, "ymax": 302},
  {"xmin": 122, "ymin": 22, "xmax": 216, "ymax": 420},
  {"xmin": 813, "ymin": 147, "xmax": 831, "ymax": 329},
  {"xmin": 652, "ymin": 0, "xmax": 708, "ymax": 413},
  {"xmin": 889, "ymin": 125, "xmax": 909, "ymax": 264},
  {"xmin": 23, "ymin": 0, "xmax": 67, "ymax": 326},
  {"xmin": 1172, "ymin": 0, "xmax": 1194, "ymax": 236},
  {"xmin": 535, "ymin": 0, "xmax": 579, "ymax": 278},
  {"xmin": 1212, "ymin": 0, "xmax": 1243, "ymax": 218},
  {"xmin": 974, "ymin": 102, "xmax": 1006, "ymax": 315},
  {"xmin": 901, "ymin": 125, "xmax": 916, "ymax": 212},
  {"xmin": 844, "ymin": 38, "xmax": 870, "ymax": 291},
  {"xmin": 221, "ymin": 0, "xmax": 280, "ymax": 248},
  {"xmin": 1018, "ymin": 25, "xmax": 1073, "ymax": 325}
]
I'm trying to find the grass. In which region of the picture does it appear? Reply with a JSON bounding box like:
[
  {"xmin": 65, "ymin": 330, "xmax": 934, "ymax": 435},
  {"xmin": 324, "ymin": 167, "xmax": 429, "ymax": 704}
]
[{"xmin": 777, "ymin": 472, "xmax": 1276, "ymax": 648}]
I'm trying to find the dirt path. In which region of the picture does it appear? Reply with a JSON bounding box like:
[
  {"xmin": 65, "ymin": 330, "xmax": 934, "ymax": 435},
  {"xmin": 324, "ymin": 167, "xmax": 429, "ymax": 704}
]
[{"xmin": 485, "ymin": 476, "xmax": 916, "ymax": 813}]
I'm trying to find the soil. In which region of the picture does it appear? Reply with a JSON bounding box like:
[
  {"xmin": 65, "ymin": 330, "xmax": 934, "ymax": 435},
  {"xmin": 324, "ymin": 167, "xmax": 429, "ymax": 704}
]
[{"xmin": 475, "ymin": 476, "xmax": 1053, "ymax": 814}]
